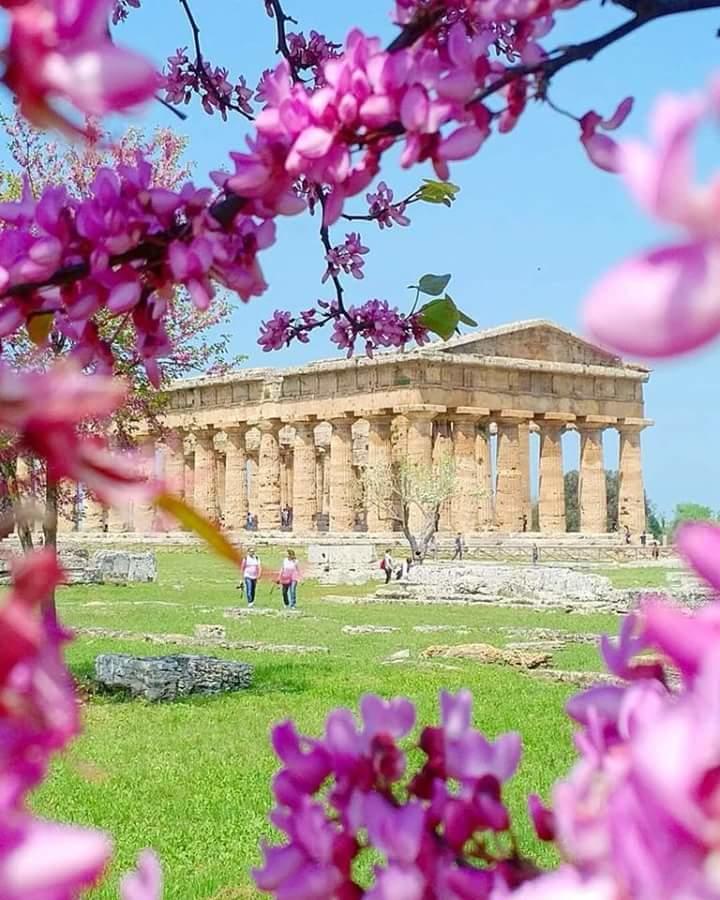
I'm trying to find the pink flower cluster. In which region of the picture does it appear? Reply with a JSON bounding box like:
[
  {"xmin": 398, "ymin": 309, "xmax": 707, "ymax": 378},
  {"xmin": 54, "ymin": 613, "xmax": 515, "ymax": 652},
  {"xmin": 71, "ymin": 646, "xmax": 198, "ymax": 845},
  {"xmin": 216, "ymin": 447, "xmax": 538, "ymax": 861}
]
[
  {"xmin": 2, "ymin": 0, "xmax": 157, "ymax": 130},
  {"xmin": 0, "ymin": 157, "xmax": 275, "ymax": 384},
  {"xmin": 163, "ymin": 47, "xmax": 254, "ymax": 120},
  {"xmin": 287, "ymin": 30, "xmax": 342, "ymax": 86},
  {"xmin": 0, "ymin": 363, "xmax": 160, "ymax": 507},
  {"xmin": 0, "ymin": 548, "xmax": 161, "ymax": 898},
  {"xmin": 254, "ymin": 692, "xmax": 534, "ymax": 899},
  {"xmin": 365, "ymin": 181, "xmax": 411, "ymax": 228},
  {"xmin": 584, "ymin": 80, "xmax": 720, "ymax": 359},
  {"xmin": 217, "ymin": 24, "xmax": 508, "ymax": 228},
  {"xmin": 323, "ymin": 233, "xmax": 369, "ymax": 282},
  {"xmin": 112, "ymin": 0, "xmax": 141, "ymax": 25},
  {"xmin": 258, "ymin": 299, "xmax": 429, "ymax": 356}
]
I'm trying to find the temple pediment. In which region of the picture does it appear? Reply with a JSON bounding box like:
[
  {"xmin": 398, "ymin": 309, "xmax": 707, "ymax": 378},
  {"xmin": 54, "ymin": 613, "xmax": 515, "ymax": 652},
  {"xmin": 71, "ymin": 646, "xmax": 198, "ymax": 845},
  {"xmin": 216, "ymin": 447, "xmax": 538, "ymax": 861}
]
[{"xmin": 435, "ymin": 320, "xmax": 633, "ymax": 369}]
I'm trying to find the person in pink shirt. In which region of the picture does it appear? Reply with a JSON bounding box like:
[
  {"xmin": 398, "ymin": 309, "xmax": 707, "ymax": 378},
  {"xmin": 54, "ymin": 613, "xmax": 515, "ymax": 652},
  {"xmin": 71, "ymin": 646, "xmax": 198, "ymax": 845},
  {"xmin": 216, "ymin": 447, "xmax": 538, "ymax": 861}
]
[
  {"xmin": 242, "ymin": 548, "xmax": 261, "ymax": 607},
  {"xmin": 278, "ymin": 549, "xmax": 300, "ymax": 609}
]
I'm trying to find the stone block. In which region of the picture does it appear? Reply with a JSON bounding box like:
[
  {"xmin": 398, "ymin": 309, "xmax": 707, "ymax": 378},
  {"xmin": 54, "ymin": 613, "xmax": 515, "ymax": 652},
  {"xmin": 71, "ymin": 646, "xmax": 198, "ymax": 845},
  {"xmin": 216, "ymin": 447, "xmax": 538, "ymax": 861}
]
[
  {"xmin": 420, "ymin": 643, "xmax": 551, "ymax": 669},
  {"xmin": 94, "ymin": 653, "xmax": 253, "ymax": 701},
  {"xmin": 90, "ymin": 551, "xmax": 157, "ymax": 583},
  {"xmin": 194, "ymin": 624, "xmax": 227, "ymax": 640},
  {"xmin": 307, "ymin": 543, "xmax": 377, "ymax": 565}
]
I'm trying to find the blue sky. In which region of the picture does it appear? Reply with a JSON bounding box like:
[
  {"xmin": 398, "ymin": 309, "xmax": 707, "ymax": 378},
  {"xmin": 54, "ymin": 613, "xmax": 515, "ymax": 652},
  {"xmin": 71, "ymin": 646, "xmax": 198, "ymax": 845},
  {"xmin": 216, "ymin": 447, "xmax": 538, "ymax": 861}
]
[{"xmin": 77, "ymin": 3, "xmax": 720, "ymax": 512}]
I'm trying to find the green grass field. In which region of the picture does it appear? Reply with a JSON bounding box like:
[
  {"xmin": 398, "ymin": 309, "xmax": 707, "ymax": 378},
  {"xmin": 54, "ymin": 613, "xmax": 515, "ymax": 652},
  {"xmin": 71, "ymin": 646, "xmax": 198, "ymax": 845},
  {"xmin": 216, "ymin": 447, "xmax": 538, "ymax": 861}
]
[{"xmin": 28, "ymin": 551, "xmax": 664, "ymax": 898}]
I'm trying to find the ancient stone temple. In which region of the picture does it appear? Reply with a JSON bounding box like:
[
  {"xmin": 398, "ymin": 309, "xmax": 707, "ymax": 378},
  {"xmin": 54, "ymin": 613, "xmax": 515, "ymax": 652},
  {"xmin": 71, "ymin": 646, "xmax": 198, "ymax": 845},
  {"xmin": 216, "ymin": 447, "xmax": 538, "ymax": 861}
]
[{"xmin": 86, "ymin": 320, "xmax": 653, "ymax": 536}]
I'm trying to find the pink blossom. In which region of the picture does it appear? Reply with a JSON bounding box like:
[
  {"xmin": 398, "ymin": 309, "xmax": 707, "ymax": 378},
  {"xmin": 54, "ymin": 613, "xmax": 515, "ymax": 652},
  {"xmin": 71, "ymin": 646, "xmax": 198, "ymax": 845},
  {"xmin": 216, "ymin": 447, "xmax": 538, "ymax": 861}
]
[
  {"xmin": 323, "ymin": 232, "xmax": 369, "ymax": 282},
  {"xmin": 120, "ymin": 850, "xmax": 163, "ymax": 900},
  {"xmin": 675, "ymin": 520, "xmax": 720, "ymax": 593},
  {"xmin": 365, "ymin": 182, "xmax": 410, "ymax": 228},
  {"xmin": 582, "ymin": 84, "xmax": 720, "ymax": 359},
  {"xmin": 579, "ymin": 96, "xmax": 634, "ymax": 173},
  {"xmin": 5, "ymin": 0, "xmax": 158, "ymax": 128}
]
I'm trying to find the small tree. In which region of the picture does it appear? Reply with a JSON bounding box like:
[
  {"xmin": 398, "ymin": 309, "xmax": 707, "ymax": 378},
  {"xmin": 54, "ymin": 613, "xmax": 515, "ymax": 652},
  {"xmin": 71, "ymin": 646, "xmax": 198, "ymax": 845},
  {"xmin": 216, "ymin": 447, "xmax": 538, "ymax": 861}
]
[
  {"xmin": 363, "ymin": 455, "xmax": 457, "ymax": 560},
  {"xmin": 670, "ymin": 502, "xmax": 716, "ymax": 534}
]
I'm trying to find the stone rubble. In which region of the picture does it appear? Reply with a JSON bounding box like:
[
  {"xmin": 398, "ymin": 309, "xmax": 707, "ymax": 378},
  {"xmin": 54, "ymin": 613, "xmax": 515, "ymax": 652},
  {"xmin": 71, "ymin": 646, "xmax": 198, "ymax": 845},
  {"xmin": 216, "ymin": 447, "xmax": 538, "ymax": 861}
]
[
  {"xmin": 0, "ymin": 549, "xmax": 157, "ymax": 585},
  {"xmin": 76, "ymin": 626, "xmax": 328, "ymax": 654},
  {"xmin": 194, "ymin": 625, "xmax": 227, "ymax": 640},
  {"xmin": 341, "ymin": 625, "xmax": 399, "ymax": 635},
  {"xmin": 420, "ymin": 643, "xmax": 552, "ymax": 669},
  {"xmin": 94, "ymin": 653, "xmax": 253, "ymax": 701},
  {"xmin": 413, "ymin": 625, "xmax": 471, "ymax": 634}
]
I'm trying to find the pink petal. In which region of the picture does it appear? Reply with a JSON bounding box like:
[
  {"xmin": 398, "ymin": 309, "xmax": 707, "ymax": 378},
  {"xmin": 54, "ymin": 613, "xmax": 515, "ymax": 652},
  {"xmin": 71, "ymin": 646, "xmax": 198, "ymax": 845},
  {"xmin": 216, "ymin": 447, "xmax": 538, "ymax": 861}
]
[
  {"xmin": 581, "ymin": 131, "xmax": 621, "ymax": 173},
  {"xmin": 120, "ymin": 850, "xmax": 163, "ymax": 900},
  {"xmin": 400, "ymin": 84, "xmax": 429, "ymax": 132},
  {"xmin": 292, "ymin": 126, "xmax": 335, "ymax": 160},
  {"xmin": 438, "ymin": 125, "xmax": 487, "ymax": 161},
  {"xmin": 107, "ymin": 280, "xmax": 141, "ymax": 313},
  {"xmin": 675, "ymin": 520, "xmax": 720, "ymax": 593},
  {"xmin": 582, "ymin": 241, "xmax": 720, "ymax": 358},
  {"xmin": 603, "ymin": 96, "xmax": 634, "ymax": 131}
]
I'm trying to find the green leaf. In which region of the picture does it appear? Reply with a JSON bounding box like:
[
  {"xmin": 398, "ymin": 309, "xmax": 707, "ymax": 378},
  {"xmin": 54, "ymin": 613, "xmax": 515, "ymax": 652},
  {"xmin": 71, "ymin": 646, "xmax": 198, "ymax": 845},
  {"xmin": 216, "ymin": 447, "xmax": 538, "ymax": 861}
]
[
  {"xmin": 417, "ymin": 179, "xmax": 460, "ymax": 207},
  {"xmin": 418, "ymin": 295, "xmax": 461, "ymax": 340},
  {"xmin": 155, "ymin": 492, "xmax": 244, "ymax": 568},
  {"xmin": 457, "ymin": 309, "xmax": 478, "ymax": 327},
  {"xmin": 418, "ymin": 273, "xmax": 451, "ymax": 296}
]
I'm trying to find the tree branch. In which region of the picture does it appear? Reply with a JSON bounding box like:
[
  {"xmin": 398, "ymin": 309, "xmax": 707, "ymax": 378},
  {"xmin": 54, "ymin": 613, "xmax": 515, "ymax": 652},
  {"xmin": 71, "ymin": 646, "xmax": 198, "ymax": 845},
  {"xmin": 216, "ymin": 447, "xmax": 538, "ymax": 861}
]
[
  {"xmin": 176, "ymin": 0, "xmax": 254, "ymax": 120},
  {"xmin": 470, "ymin": 0, "xmax": 720, "ymax": 106},
  {"xmin": 266, "ymin": 0, "xmax": 301, "ymax": 83},
  {"xmin": 318, "ymin": 194, "xmax": 347, "ymax": 316}
]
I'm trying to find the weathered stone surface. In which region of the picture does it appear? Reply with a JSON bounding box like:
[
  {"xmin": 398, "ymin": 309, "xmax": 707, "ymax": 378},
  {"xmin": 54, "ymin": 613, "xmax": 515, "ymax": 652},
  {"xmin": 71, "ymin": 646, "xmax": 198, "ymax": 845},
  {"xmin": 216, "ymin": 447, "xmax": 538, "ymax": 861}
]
[
  {"xmin": 421, "ymin": 643, "xmax": 552, "ymax": 669},
  {"xmin": 384, "ymin": 649, "xmax": 411, "ymax": 663},
  {"xmin": 309, "ymin": 543, "xmax": 379, "ymax": 584},
  {"xmin": 194, "ymin": 624, "xmax": 227, "ymax": 640},
  {"xmin": 0, "ymin": 550, "xmax": 156, "ymax": 585},
  {"xmin": 538, "ymin": 423, "xmax": 565, "ymax": 533},
  {"xmin": 95, "ymin": 653, "xmax": 253, "ymax": 701},
  {"xmin": 90, "ymin": 551, "xmax": 157, "ymax": 583},
  {"xmin": 529, "ymin": 670, "xmax": 621, "ymax": 688},
  {"xmin": 413, "ymin": 625, "xmax": 471, "ymax": 634},
  {"xmin": 342, "ymin": 624, "xmax": 399, "ymax": 635}
]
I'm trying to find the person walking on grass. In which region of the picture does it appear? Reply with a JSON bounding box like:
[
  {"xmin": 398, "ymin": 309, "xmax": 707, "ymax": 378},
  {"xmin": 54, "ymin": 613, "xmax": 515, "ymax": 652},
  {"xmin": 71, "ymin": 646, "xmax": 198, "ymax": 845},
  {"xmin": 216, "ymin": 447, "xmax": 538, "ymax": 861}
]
[
  {"xmin": 278, "ymin": 548, "xmax": 300, "ymax": 609},
  {"xmin": 452, "ymin": 532, "xmax": 464, "ymax": 561},
  {"xmin": 242, "ymin": 548, "xmax": 261, "ymax": 608},
  {"xmin": 381, "ymin": 549, "xmax": 394, "ymax": 584}
]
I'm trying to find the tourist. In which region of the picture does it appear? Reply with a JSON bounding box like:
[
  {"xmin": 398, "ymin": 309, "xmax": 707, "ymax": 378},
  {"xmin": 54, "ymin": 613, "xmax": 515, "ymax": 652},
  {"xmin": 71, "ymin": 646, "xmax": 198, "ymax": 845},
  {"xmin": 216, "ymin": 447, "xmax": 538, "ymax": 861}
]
[
  {"xmin": 381, "ymin": 549, "xmax": 394, "ymax": 584},
  {"xmin": 532, "ymin": 543, "xmax": 539, "ymax": 565},
  {"xmin": 278, "ymin": 549, "xmax": 300, "ymax": 609},
  {"xmin": 245, "ymin": 511, "xmax": 253, "ymax": 531},
  {"xmin": 624, "ymin": 525, "xmax": 631, "ymax": 545},
  {"xmin": 452, "ymin": 532, "xmax": 464, "ymax": 561},
  {"xmin": 652, "ymin": 540, "xmax": 660, "ymax": 560},
  {"xmin": 399, "ymin": 557, "xmax": 412, "ymax": 580},
  {"xmin": 640, "ymin": 531, "xmax": 647, "ymax": 547},
  {"xmin": 242, "ymin": 548, "xmax": 261, "ymax": 608},
  {"xmin": 522, "ymin": 513, "xmax": 528, "ymax": 533}
]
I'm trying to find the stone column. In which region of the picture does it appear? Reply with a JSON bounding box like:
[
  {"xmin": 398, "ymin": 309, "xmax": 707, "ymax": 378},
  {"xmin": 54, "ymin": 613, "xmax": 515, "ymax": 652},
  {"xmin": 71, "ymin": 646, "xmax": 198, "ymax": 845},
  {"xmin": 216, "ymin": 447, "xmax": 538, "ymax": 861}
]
[
  {"xmin": 618, "ymin": 423, "xmax": 646, "ymax": 535},
  {"xmin": 224, "ymin": 425, "xmax": 248, "ymax": 530},
  {"xmin": 292, "ymin": 419, "xmax": 317, "ymax": 532},
  {"xmin": 538, "ymin": 422, "xmax": 566, "ymax": 533},
  {"xmin": 184, "ymin": 453, "xmax": 195, "ymax": 511},
  {"xmin": 476, "ymin": 424, "xmax": 494, "ymax": 529},
  {"xmin": 404, "ymin": 410, "xmax": 436, "ymax": 533},
  {"xmin": 433, "ymin": 418, "xmax": 453, "ymax": 531},
  {"xmin": 193, "ymin": 428, "xmax": 217, "ymax": 521},
  {"xmin": 257, "ymin": 419, "xmax": 281, "ymax": 530},
  {"xmin": 82, "ymin": 494, "xmax": 106, "ymax": 532},
  {"xmin": 366, "ymin": 414, "xmax": 393, "ymax": 533},
  {"xmin": 452, "ymin": 416, "xmax": 479, "ymax": 533},
  {"xmin": 518, "ymin": 421, "xmax": 532, "ymax": 523},
  {"xmin": 164, "ymin": 430, "xmax": 186, "ymax": 499},
  {"xmin": 329, "ymin": 417, "xmax": 355, "ymax": 532},
  {"xmin": 578, "ymin": 424, "xmax": 607, "ymax": 533},
  {"xmin": 133, "ymin": 439, "xmax": 157, "ymax": 532},
  {"xmin": 495, "ymin": 418, "xmax": 525, "ymax": 532}
]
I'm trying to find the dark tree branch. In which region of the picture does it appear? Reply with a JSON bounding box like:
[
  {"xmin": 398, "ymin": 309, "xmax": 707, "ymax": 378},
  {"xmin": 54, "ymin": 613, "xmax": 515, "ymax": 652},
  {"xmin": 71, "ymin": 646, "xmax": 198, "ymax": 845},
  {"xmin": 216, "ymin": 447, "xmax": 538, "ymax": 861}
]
[
  {"xmin": 386, "ymin": 5, "xmax": 445, "ymax": 52},
  {"xmin": 318, "ymin": 194, "xmax": 347, "ymax": 316},
  {"xmin": 470, "ymin": 0, "xmax": 720, "ymax": 106},
  {"xmin": 266, "ymin": 0, "xmax": 302, "ymax": 83},
  {"xmin": 176, "ymin": 0, "xmax": 254, "ymax": 120},
  {"xmin": 155, "ymin": 94, "xmax": 188, "ymax": 120}
]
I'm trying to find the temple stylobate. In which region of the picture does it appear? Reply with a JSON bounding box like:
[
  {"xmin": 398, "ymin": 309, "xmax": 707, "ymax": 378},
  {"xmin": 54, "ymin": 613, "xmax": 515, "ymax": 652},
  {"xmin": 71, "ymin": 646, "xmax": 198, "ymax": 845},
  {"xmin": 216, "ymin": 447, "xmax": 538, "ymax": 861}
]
[{"xmin": 86, "ymin": 320, "xmax": 653, "ymax": 536}]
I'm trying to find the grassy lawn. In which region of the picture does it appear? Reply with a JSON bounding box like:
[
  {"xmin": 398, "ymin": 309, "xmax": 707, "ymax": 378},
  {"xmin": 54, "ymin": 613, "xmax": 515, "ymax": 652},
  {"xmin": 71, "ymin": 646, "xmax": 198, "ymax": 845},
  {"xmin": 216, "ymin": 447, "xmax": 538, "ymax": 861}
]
[
  {"xmin": 28, "ymin": 550, "xmax": 649, "ymax": 898},
  {"xmin": 591, "ymin": 565, "xmax": 670, "ymax": 589}
]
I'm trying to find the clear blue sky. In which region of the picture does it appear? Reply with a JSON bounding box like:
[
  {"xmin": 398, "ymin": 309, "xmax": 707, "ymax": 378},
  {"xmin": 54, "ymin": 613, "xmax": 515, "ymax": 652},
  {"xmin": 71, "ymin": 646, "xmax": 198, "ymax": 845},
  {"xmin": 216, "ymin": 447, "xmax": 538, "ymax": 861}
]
[{"xmin": 94, "ymin": 3, "xmax": 720, "ymax": 513}]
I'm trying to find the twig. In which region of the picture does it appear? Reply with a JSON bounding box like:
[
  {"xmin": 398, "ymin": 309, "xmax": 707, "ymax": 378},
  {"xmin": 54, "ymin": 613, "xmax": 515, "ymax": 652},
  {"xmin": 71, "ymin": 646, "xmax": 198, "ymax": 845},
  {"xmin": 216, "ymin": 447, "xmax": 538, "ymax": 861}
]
[
  {"xmin": 266, "ymin": 0, "xmax": 301, "ymax": 83},
  {"xmin": 386, "ymin": 5, "xmax": 445, "ymax": 52},
  {"xmin": 341, "ymin": 189, "xmax": 422, "ymax": 223},
  {"xmin": 469, "ymin": 0, "xmax": 720, "ymax": 107},
  {"xmin": 318, "ymin": 193, "xmax": 347, "ymax": 316},
  {"xmin": 155, "ymin": 95, "xmax": 188, "ymax": 121},
  {"xmin": 177, "ymin": 0, "xmax": 254, "ymax": 120}
]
